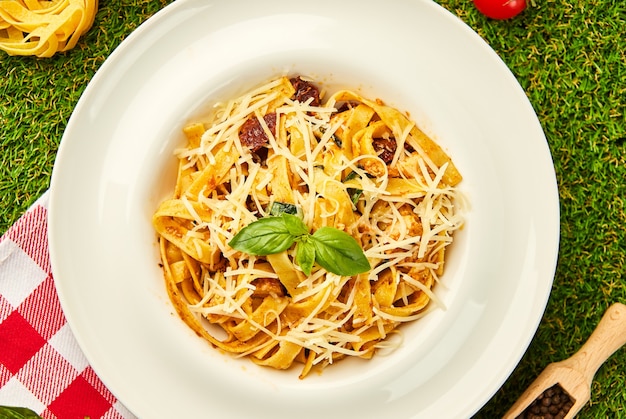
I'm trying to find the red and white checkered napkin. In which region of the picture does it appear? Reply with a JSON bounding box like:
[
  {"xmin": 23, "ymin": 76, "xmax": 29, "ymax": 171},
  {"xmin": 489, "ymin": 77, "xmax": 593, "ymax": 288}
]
[{"xmin": 0, "ymin": 192, "xmax": 135, "ymax": 419}]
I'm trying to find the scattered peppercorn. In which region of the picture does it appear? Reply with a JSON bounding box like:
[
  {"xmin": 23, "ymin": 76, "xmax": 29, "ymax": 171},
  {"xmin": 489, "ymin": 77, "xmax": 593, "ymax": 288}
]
[{"xmin": 516, "ymin": 384, "xmax": 575, "ymax": 419}]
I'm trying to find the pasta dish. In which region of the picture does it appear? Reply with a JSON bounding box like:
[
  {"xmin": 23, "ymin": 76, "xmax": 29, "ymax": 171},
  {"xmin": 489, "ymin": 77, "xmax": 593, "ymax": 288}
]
[{"xmin": 152, "ymin": 75, "xmax": 464, "ymax": 378}]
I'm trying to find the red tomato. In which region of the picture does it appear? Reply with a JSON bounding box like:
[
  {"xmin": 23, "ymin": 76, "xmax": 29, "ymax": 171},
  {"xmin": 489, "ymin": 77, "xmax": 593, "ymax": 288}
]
[{"xmin": 472, "ymin": 0, "xmax": 526, "ymax": 19}]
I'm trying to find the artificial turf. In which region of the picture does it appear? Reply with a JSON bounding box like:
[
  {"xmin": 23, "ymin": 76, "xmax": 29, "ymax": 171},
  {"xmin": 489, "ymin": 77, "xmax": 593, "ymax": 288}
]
[
  {"xmin": 1, "ymin": 1, "xmax": 624, "ymax": 418},
  {"xmin": 0, "ymin": 0, "xmax": 173, "ymax": 233},
  {"xmin": 445, "ymin": 1, "xmax": 626, "ymax": 417}
]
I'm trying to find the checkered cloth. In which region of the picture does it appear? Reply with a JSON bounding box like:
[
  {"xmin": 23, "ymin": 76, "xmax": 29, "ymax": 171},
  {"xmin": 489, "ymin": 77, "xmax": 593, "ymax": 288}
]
[{"xmin": 0, "ymin": 192, "xmax": 134, "ymax": 419}]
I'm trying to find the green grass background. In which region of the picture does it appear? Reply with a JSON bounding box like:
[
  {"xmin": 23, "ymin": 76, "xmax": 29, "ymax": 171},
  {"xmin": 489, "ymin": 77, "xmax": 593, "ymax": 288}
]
[{"xmin": 1, "ymin": 0, "xmax": 624, "ymax": 417}]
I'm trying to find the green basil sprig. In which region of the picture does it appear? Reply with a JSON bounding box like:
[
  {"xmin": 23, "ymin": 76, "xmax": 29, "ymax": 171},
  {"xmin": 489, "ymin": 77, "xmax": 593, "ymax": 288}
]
[
  {"xmin": 228, "ymin": 214, "xmax": 370, "ymax": 277},
  {"xmin": 0, "ymin": 406, "xmax": 43, "ymax": 418}
]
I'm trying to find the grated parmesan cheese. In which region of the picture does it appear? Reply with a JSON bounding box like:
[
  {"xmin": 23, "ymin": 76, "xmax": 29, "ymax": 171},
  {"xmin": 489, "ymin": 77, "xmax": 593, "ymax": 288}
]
[{"xmin": 154, "ymin": 76, "xmax": 465, "ymax": 378}]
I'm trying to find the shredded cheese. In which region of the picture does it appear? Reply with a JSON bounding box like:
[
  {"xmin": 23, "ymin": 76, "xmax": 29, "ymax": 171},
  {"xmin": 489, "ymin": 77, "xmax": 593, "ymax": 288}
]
[{"xmin": 153, "ymin": 75, "xmax": 465, "ymax": 379}]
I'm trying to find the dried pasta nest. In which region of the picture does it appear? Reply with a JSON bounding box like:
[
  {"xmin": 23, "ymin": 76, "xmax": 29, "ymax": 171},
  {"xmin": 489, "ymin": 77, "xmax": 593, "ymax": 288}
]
[{"xmin": 0, "ymin": 0, "xmax": 98, "ymax": 57}]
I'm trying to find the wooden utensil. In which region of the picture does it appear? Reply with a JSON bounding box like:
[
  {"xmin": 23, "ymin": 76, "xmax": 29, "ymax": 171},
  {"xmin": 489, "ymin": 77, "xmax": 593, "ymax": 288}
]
[{"xmin": 503, "ymin": 302, "xmax": 626, "ymax": 419}]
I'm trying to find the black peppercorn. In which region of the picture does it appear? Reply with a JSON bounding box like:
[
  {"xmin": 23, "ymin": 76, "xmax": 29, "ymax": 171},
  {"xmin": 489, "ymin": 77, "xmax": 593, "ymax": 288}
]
[{"xmin": 516, "ymin": 384, "xmax": 575, "ymax": 419}]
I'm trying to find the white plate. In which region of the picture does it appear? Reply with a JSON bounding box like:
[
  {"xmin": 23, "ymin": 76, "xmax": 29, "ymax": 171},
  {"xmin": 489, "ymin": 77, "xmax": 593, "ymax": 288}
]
[{"xmin": 49, "ymin": 0, "xmax": 559, "ymax": 417}]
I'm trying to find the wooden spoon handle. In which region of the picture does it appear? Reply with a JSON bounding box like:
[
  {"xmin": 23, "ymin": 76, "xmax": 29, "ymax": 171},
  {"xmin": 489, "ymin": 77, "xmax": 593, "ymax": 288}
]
[{"xmin": 564, "ymin": 303, "xmax": 626, "ymax": 385}]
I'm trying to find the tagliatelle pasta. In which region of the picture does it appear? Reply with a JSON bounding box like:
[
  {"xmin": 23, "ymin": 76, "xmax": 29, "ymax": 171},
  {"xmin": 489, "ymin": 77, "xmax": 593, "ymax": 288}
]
[
  {"xmin": 0, "ymin": 0, "xmax": 97, "ymax": 57},
  {"xmin": 152, "ymin": 76, "xmax": 465, "ymax": 378}
]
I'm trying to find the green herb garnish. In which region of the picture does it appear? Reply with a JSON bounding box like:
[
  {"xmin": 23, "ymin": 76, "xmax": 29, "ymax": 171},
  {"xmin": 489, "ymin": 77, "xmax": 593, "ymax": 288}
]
[
  {"xmin": 343, "ymin": 171, "xmax": 364, "ymax": 208},
  {"xmin": 347, "ymin": 188, "xmax": 363, "ymax": 206},
  {"xmin": 268, "ymin": 201, "xmax": 300, "ymax": 217},
  {"xmin": 0, "ymin": 406, "xmax": 43, "ymax": 419},
  {"xmin": 228, "ymin": 214, "xmax": 370, "ymax": 277}
]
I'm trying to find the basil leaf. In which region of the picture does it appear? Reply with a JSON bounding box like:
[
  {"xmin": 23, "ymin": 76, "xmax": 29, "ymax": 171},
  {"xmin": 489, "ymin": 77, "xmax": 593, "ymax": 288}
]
[
  {"xmin": 282, "ymin": 213, "xmax": 309, "ymax": 237},
  {"xmin": 269, "ymin": 201, "xmax": 300, "ymax": 217},
  {"xmin": 0, "ymin": 406, "xmax": 43, "ymax": 419},
  {"xmin": 343, "ymin": 170, "xmax": 359, "ymax": 182},
  {"xmin": 230, "ymin": 214, "xmax": 369, "ymax": 278},
  {"xmin": 347, "ymin": 188, "xmax": 363, "ymax": 206},
  {"xmin": 295, "ymin": 239, "xmax": 316, "ymax": 276},
  {"xmin": 317, "ymin": 127, "xmax": 341, "ymax": 148},
  {"xmin": 310, "ymin": 227, "xmax": 370, "ymax": 276},
  {"xmin": 228, "ymin": 217, "xmax": 294, "ymax": 255}
]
